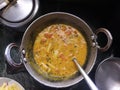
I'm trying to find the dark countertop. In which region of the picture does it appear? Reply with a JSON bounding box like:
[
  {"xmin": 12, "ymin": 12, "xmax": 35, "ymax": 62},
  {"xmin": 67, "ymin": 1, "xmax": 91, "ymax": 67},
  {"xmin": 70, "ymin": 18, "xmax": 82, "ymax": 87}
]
[{"xmin": 0, "ymin": 0, "xmax": 120, "ymax": 90}]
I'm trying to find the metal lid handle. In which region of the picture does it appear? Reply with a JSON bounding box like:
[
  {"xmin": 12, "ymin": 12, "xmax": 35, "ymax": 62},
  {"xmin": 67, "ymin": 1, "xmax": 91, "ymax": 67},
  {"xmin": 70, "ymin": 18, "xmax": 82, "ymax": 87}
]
[{"xmin": 0, "ymin": 0, "xmax": 9, "ymax": 10}]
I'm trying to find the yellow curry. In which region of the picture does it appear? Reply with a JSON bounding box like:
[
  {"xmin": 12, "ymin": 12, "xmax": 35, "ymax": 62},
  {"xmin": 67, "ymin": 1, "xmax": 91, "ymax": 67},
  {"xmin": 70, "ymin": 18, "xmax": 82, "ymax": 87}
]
[{"xmin": 33, "ymin": 24, "xmax": 87, "ymax": 80}]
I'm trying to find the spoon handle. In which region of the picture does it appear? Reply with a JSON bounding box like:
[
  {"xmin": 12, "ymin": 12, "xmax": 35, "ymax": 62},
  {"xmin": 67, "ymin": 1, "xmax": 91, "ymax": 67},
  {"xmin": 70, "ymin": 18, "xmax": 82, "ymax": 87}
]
[{"xmin": 73, "ymin": 58, "xmax": 99, "ymax": 90}]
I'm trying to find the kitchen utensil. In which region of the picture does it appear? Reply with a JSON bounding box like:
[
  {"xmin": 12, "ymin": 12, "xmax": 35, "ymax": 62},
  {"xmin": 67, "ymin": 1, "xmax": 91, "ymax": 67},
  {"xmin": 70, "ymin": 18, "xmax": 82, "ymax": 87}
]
[
  {"xmin": 0, "ymin": 0, "xmax": 9, "ymax": 10},
  {"xmin": 95, "ymin": 57, "xmax": 120, "ymax": 90},
  {"xmin": 5, "ymin": 12, "xmax": 112, "ymax": 88},
  {"xmin": 73, "ymin": 58, "xmax": 99, "ymax": 90},
  {"xmin": 0, "ymin": 0, "xmax": 39, "ymax": 28},
  {"xmin": 0, "ymin": 77, "xmax": 25, "ymax": 90}
]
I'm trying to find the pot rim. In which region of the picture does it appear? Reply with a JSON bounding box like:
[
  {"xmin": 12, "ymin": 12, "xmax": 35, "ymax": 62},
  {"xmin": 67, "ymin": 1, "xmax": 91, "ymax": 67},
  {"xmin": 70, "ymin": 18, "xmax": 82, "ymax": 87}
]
[
  {"xmin": 20, "ymin": 12, "xmax": 97, "ymax": 88},
  {"xmin": 4, "ymin": 12, "xmax": 112, "ymax": 88}
]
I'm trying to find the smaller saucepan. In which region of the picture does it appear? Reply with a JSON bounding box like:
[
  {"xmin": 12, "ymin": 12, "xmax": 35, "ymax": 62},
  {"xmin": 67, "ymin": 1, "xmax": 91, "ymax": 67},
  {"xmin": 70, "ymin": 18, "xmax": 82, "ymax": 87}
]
[{"xmin": 4, "ymin": 12, "xmax": 113, "ymax": 88}]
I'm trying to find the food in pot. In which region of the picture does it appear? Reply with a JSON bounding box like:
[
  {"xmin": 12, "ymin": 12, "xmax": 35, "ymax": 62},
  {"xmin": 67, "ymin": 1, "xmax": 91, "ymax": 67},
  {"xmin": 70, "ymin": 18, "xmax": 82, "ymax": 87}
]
[{"xmin": 33, "ymin": 24, "xmax": 87, "ymax": 80}]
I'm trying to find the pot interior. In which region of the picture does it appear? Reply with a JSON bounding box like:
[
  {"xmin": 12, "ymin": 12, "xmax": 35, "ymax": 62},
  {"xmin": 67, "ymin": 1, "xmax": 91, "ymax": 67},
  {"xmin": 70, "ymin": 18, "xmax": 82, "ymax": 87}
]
[{"xmin": 21, "ymin": 12, "xmax": 97, "ymax": 88}]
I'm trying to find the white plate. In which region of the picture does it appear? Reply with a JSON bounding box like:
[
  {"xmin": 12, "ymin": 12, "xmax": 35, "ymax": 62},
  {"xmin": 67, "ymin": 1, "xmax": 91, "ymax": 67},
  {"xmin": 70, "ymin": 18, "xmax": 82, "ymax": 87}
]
[{"xmin": 0, "ymin": 77, "xmax": 25, "ymax": 90}]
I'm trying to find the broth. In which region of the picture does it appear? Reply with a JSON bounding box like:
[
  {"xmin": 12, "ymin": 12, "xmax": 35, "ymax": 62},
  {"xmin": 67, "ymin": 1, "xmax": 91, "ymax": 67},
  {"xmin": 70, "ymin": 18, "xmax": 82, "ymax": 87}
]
[{"xmin": 33, "ymin": 24, "xmax": 87, "ymax": 80}]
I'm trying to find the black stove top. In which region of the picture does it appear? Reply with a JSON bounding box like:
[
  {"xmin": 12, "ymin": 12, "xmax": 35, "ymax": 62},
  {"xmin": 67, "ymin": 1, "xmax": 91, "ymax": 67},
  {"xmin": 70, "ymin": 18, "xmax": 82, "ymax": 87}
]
[{"xmin": 0, "ymin": 0, "xmax": 120, "ymax": 90}]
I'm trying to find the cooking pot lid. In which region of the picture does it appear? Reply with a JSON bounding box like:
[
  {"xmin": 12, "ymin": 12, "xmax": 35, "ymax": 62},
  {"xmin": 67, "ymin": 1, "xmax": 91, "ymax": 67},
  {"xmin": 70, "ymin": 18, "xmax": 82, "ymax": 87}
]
[
  {"xmin": 95, "ymin": 57, "xmax": 120, "ymax": 90},
  {"xmin": 0, "ymin": 0, "xmax": 39, "ymax": 27}
]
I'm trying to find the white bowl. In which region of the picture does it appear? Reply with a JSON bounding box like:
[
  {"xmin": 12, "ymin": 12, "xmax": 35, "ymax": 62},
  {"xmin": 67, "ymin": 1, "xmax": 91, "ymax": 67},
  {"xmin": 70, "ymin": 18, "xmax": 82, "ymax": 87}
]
[{"xmin": 0, "ymin": 77, "xmax": 25, "ymax": 90}]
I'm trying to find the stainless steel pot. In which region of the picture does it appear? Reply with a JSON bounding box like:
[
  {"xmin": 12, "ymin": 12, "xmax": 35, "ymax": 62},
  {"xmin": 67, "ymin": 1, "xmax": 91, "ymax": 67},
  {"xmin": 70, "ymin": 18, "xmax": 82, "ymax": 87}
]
[
  {"xmin": 0, "ymin": 0, "xmax": 39, "ymax": 28},
  {"xmin": 4, "ymin": 12, "xmax": 113, "ymax": 88},
  {"xmin": 95, "ymin": 57, "xmax": 120, "ymax": 90}
]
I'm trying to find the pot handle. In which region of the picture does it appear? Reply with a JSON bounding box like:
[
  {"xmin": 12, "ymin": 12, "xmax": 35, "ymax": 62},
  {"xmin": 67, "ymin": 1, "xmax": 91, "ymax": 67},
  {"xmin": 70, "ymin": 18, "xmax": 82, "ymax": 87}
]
[
  {"xmin": 4, "ymin": 43, "xmax": 23, "ymax": 68},
  {"xmin": 95, "ymin": 28, "xmax": 113, "ymax": 52}
]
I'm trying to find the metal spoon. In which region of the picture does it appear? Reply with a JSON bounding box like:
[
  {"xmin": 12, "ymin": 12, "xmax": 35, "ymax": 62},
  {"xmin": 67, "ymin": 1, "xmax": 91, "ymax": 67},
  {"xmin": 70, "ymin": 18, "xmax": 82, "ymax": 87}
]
[{"xmin": 73, "ymin": 58, "xmax": 99, "ymax": 90}]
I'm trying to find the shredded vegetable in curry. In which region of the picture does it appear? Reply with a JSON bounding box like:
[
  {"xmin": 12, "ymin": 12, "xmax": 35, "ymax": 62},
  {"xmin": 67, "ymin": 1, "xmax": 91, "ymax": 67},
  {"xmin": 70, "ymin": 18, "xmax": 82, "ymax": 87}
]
[{"xmin": 33, "ymin": 24, "xmax": 87, "ymax": 80}]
